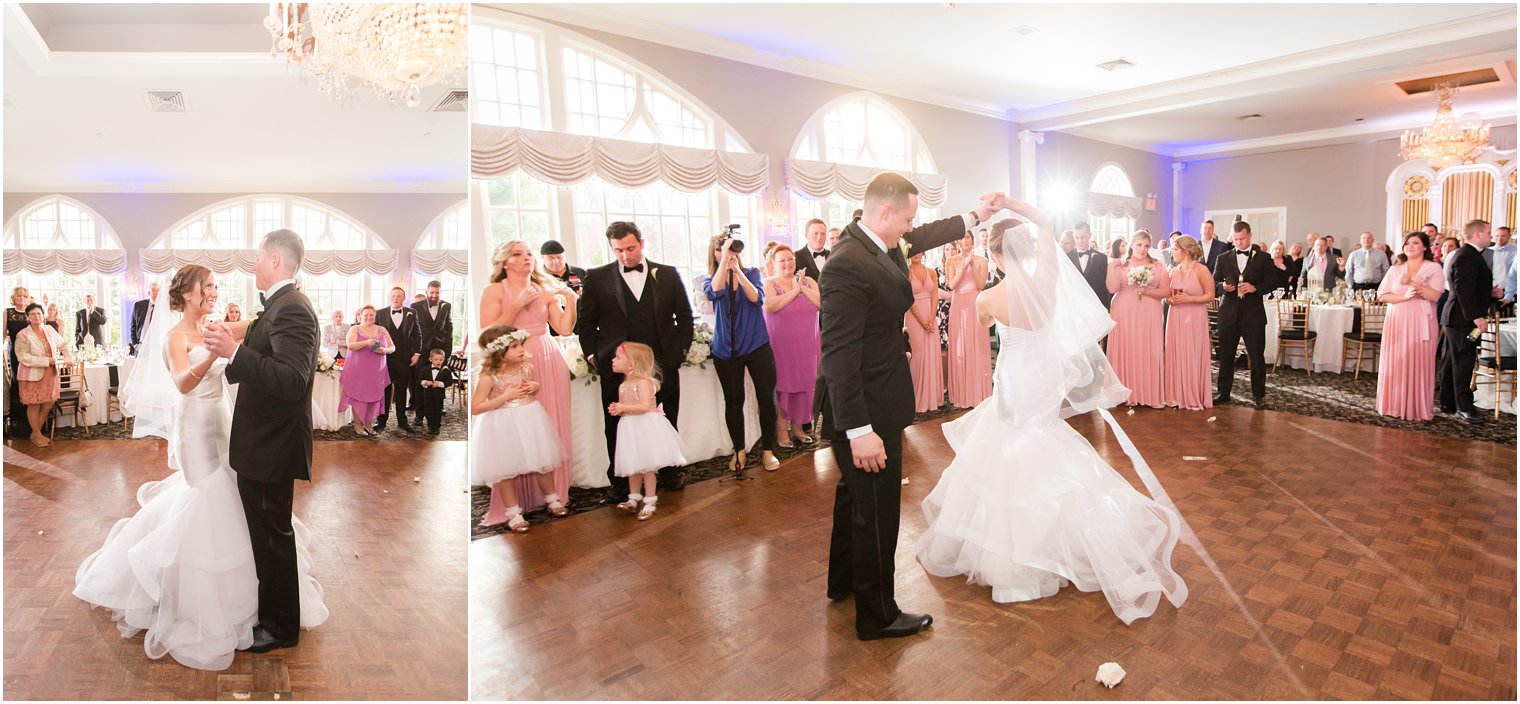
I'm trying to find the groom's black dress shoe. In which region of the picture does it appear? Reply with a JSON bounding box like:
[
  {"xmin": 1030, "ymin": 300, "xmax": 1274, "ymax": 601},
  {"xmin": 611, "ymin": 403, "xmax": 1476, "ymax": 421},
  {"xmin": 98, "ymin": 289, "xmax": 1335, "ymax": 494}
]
[
  {"xmin": 1252, "ymin": 396, "xmax": 1267, "ymax": 410},
  {"xmin": 1212, "ymin": 394, "xmax": 1230, "ymax": 405},
  {"xmin": 827, "ymin": 590, "xmax": 850, "ymax": 602},
  {"xmin": 242, "ymin": 626, "xmax": 297, "ymax": 653},
  {"xmin": 856, "ymin": 612, "xmax": 932, "ymax": 641}
]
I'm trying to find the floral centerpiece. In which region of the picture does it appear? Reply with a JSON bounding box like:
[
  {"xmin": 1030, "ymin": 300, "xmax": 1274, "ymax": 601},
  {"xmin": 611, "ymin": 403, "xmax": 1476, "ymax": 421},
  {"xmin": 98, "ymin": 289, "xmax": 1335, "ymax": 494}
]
[
  {"xmin": 316, "ymin": 354, "xmax": 339, "ymax": 380},
  {"xmin": 1126, "ymin": 265, "xmax": 1153, "ymax": 299},
  {"xmin": 684, "ymin": 322, "xmax": 714, "ymax": 369},
  {"xmin": 555, "ymin": 334, "xmax": 598, "ymax": 385}
]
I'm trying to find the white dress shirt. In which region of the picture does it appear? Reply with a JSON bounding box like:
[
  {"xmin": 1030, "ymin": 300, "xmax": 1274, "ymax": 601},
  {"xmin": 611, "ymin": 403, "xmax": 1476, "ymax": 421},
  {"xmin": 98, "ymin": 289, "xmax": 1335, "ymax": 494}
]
[{"xmin": 620, "ymin": 261, "xmax": 649, "ymax": 301}]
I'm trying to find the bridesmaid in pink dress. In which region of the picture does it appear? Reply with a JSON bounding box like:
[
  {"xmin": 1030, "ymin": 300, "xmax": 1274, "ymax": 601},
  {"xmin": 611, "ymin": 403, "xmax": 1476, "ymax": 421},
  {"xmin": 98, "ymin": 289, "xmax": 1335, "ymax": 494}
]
[
  {"xmin": 1107, "ymin": 230, "xmax": 1171, "ymax": 407},
  {"xmin": 478, "ymin": 240, "xmax": 580, "ymax": 525},
  {"xmin": 906, "ymin": 252, "xmax": 943, "ymax": 413},
  {"xmin": 1162, "ymin": 236, "xmax": 1215, "ymax": 410},
  {"xmin": 946, "ymin": 233, "xmax": 992, "ymax": 407},
  {"xmin": 1376, "ymin": 232, "xmax": 1446, "ymax": 420}
]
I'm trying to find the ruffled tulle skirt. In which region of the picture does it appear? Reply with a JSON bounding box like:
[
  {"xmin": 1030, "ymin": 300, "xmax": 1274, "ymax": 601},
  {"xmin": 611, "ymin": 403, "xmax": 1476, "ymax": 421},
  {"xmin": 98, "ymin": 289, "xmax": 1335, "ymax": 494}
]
[
  {"xmin": 614, "ymin": 412, "xmax": 689, "ymax": 477},
  {"xmin": 470, "ymin": 402, "xmax": 564, "ymax": 486},
  {"xmin": 73, "ymin": 468, "xmax": 328, "ymax": 670},
  {"xmin": 915, "ymin": 402, "xmax": 1188, "ymax": 625}
]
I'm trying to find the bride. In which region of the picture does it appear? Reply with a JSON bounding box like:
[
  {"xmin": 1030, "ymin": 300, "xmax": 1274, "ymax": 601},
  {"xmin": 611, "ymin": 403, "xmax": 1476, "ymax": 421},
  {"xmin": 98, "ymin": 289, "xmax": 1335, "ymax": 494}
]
[
  {"xmin": 73, "ymin": 265, "xmax": 327, "ymax": 670},
  {"xmin": 915, "ymin": 204, "xmax": 1188, "ymax": 625}
]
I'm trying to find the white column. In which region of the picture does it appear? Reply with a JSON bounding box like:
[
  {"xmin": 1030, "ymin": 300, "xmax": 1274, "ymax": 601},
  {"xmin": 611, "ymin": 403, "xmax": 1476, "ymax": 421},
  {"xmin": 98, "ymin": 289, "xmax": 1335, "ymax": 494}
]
[
  {"xmin": 1171, "ymin": 161, "xmax": 1185, "ymax": 234},
  {"xmin": 1017, "ymin": 129, "xmax": 1044, "ymax": 206}
]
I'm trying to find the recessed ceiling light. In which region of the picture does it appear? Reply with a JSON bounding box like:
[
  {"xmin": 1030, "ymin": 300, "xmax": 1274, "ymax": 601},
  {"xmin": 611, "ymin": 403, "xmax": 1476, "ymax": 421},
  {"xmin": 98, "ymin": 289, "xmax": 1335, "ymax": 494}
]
[
  {"xmin": 1235, "ymin": 113, "xmax": 1263, "ymax": 121},
  {"xmin": 1009, "ymin": 25, "xmax": 1038, "ymax": 36},
  {"xmin": 1096, "ymin": 58, "xmax": 1137, "ymax": 72},
  {"xmin": 1354, "ymin": 118, "xmax": 1365, "ymax": 122}
]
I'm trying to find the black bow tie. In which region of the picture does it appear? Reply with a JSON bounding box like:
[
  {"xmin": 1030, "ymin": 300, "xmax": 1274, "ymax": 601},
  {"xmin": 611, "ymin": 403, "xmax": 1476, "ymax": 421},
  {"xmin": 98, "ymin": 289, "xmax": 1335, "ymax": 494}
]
[
  {"xmin": 623, "ymin": 263, "xmax": 645, "ymax": 273},
  {"xmin": 431, "ymin": 366, "xmax": 441, "ymax": 371},
  {"xmin": 392, "ymin": 308, "xmax": 404, "ymax": 315},
  {"xmin": 1237, "ymin": 250, "xmax": 1251, "ymax": 256},
  {"xmin": 814, "ymin": 249, "xmax": 829, "ymax": 258}
]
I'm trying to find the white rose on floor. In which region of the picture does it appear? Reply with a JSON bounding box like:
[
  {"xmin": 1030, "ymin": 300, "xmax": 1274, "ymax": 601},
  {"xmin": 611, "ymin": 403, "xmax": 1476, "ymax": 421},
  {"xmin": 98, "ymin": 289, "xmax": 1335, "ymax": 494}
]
[{"xmin": 1096, "ymin": 662, "xmax": 1126, "ymax": 688}]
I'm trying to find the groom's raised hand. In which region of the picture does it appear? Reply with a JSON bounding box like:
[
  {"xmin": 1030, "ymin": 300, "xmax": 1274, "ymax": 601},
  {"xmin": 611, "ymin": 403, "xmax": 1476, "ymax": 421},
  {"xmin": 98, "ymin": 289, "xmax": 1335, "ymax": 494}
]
[{"xmin": 204, "ymin": 321, "xmax": 237, "ymax": 359}]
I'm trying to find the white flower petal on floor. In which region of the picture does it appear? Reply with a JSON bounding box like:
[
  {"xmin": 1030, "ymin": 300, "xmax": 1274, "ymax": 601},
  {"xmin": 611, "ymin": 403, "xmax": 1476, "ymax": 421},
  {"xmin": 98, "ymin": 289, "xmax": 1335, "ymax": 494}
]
[{"xmin": 1096, "ymin": 662, "xmax": 1126, "ymax": 688}]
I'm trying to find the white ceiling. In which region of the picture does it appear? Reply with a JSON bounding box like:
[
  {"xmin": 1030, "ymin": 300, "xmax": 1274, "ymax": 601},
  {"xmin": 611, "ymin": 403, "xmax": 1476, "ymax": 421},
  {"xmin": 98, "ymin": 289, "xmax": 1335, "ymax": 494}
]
[
  {"xmin": 508, "ymin": 2, "xmax": 1519, "ymax": 159},
  {"xmin": 3, "ymin": 3, "xmax": 467, "ymax": 192}
]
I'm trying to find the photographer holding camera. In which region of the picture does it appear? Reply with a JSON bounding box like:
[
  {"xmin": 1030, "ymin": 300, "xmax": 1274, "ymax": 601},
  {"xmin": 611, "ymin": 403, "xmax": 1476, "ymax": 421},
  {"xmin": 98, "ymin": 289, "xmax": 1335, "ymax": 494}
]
[{"xmin": 704, "ymin": 226, "xmax": 782, "ymax": 474}]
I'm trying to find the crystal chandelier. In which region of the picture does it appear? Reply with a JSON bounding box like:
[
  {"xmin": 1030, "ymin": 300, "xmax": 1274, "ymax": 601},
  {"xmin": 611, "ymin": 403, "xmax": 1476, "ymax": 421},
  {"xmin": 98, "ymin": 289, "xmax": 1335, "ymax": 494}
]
[
  {"xmin": 264, "ymin": 3, "xmax": 468, "ymax": 107},
  {"xmin": 1400, "ymin": 82, "xmax": 1491, "ymax": 169}
]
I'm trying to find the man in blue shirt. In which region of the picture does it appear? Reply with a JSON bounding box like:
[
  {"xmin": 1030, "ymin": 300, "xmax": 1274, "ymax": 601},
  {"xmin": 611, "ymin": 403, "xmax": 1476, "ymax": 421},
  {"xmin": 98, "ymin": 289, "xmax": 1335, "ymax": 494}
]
[{"xmin": 1345, "ymin": 231, "xmax": 1390, "ymax": 291}]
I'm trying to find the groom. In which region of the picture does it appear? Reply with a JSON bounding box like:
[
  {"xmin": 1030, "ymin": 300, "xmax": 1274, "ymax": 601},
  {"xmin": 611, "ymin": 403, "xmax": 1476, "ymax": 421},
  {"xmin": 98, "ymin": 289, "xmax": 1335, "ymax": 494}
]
[
  {"xmin": 820, "ymin": 172, "xmax": 1004, "ymax": 640},
  {"xmin": 204, "ymin": 228, "xmax": 318, "ymax": 653}
]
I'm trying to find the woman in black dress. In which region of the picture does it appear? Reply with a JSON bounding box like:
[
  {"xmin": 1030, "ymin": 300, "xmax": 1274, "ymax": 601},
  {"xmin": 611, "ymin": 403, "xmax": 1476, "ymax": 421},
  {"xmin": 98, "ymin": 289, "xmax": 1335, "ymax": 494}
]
[{"xmin": 6, "ymin": 287, "xmax": 33, "ymax": 437}]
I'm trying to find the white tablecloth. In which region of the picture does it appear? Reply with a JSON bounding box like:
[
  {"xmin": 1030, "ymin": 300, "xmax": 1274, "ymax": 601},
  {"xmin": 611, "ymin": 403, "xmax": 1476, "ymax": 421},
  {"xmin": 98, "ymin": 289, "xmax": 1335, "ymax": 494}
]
[
  {"xmin": 567, "ymin": 365, "xmax": 762, "ymax": 489},
  {"xmin": 57, "ymin": 359, "xmax": 135, "ymax": 428},
  {"xmin": 1474, "ymin": 325, "xmax": 1516, "ymax": 414},
  {"xmin": 1264, "ymin": 304, "xmax": 1360, "ymax": 373}
]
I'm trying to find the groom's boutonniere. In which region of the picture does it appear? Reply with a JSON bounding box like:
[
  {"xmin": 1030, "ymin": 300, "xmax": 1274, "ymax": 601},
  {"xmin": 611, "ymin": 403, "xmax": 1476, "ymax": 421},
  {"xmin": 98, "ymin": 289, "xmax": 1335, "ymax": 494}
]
[
  {"xmin": 650, "ymin": 265, "xmax": 659, "ymax": 282},
  {"xmin": 899, "ymin": 240, "xmax": 913, "ymax": 258}
]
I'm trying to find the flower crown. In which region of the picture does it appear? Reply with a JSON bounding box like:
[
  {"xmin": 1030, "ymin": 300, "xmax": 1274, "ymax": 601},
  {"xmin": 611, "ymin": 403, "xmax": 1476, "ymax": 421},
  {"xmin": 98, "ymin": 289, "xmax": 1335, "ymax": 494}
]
[{"xmin": 485, "ymin": 329, "xmax": 532, "ymax": 353}]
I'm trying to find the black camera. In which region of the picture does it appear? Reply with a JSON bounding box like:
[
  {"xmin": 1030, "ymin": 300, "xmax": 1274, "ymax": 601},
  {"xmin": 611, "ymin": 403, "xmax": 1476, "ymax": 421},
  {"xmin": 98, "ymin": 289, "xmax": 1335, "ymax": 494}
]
[{"xmin": 716, "ymin": 224, "xmax": 744, "ymax": 253}]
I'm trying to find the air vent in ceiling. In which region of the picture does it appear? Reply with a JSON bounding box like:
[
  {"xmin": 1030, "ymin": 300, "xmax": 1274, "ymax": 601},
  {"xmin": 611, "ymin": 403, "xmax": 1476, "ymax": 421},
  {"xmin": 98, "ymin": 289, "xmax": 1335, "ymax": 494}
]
[
  {"xmin": 1235, "ymin": 113, "xmax": 1263, "ymax": 121},
  {"xmin": 1096, "ymin": 58, "xmax": 1136, "ymax": 72},
  {"xmin": 1396, "ymin": 68, "xmax": 1501, "ymax": 95},
  {"xmin": 431, "ymin": 90, "xmax": 467, "ymax": 113},
  {"xmin": 143, "ymin": 90, "xmax": 187, "ymax": 113},
  {"xmin": 1009, "ymin": 25, "xmax": 1038, "ymax": 36}
]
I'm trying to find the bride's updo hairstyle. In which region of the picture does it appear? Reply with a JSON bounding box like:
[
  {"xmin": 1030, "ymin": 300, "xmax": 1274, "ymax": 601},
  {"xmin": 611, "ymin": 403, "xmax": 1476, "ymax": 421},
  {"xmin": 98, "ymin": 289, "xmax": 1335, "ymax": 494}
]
[
  {"xmin": 167, "ymin": 264, "xmax": 214, "ymax": 312},
  {"xmin": 987, "ymin": 218, "xmax": 1035, "ymax": 266}
]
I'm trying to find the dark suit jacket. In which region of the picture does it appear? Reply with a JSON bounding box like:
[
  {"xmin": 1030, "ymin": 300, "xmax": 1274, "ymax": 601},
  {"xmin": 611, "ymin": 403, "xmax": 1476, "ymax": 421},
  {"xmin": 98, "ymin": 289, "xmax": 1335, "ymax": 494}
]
[
  {"xmin": 377, "ymin": 306, "xmax": 423, "ymax": 369},
  {"xmin": 417, "ymin": 364, "xmax": 456, "ymax": 394},
  {"xmin": 130, "ymin": 298, "xmax": 153, "ymax": 347},
  {"xmin": 410, "ymin": 299, "xmax": 454, "ymax": 355},
  {"xmin": 819, "ymin": 216, "xmax": 967, "ymax": 436},
  {"xmin": 1212, "ymin": 246, "xmax": 1288, "ymax": 328},
  {"xmin": 794, "ymin": 247, "xmax": 831, "ymax": 282},
  {"xmin": 575, "ymin": 260, "xmax": 695, "ymax": 375},
  {"xmin": 1441, "ymin": 244, "xmax": 1493, "ymax": 331},
  {"xmin": 75, "ymin": 306, "xmax": 106, "ymax": 346},
  {"xmin": 225, "ymin": 285, "xmax": 318, "ymax": 483},
  {"xmin": 1067, "ymin": 249, "xmax": 1111, "ymax": 308},
  {"xmin": 1200, "ymin": 238, "xmax": 1229, "ymax": 272},
  {"xmin": 546, "ymin": 265, "xmax": 588, "ymax": 294}
]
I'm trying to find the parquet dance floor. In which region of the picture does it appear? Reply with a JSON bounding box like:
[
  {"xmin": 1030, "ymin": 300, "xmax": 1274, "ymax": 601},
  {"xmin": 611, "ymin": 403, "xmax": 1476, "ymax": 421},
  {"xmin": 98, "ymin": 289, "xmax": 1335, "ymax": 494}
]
[
  {"xmin": 472, "ymin": 406, "xmax": 1516, "ymax": 700},
  {"xmin": 3, "ymin": 437, "xmax": 468, "ymax": 700}
]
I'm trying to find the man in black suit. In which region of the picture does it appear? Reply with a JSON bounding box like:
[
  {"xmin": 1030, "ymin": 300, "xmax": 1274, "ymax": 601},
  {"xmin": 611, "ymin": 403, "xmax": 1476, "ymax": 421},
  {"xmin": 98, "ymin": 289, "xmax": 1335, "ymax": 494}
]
[
  {"xmin": 76, "ymin": 294, "xmax": 106, "ymax": 347},
  {"xmin": 416, "ymin": 348, "xmax": 455, "ymax": 435},
  {"xmin": 130, "ymin": 282, "xmax": 161, "ymax": 355},
  {"xmin": 576, "ymin": 221, "xmax": 695, "ymax": 498},
  {"xmin": 1067, "ymin": 222, "xmax": 1111, "ymax": 308},
  {"xmin": 794, "ymin": 218, "xmax": 831, "ymax": 282},
  {"xmin": 1438, "ymin": 219, "xmax": 1494, "ymax": 423},
  {"xmin": 376, "ymin": 286, "xmax": 422, "ymax": 432},
  {"xmin": 819, "ymin": 172, "xmax": 1006, "ymax": 641},
  {"xmin": 1212, "ymin": 221, "xmax": 1288, "ymax": 409},
  {"xmin": 1199, "ymin": 219, "xmax": 1228, "ymax": 271},
  {"xmin": 410, "ymin": 280, "xmax": 453, "ymax": 425},
  {"xmin": 203, "ymin": 229, "xmax": 318, "ymax": 653}
]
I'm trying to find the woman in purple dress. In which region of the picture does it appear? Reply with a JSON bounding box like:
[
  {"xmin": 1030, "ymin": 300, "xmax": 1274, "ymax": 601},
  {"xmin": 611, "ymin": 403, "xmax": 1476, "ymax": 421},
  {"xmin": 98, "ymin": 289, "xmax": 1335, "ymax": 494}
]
[
  {"xmin": 761, "ymin": 244, "xmax": 821, "ymax": 447},
  {"xmin": 338, "ymin": 304, "xmax": 393, "ymax": 436}
]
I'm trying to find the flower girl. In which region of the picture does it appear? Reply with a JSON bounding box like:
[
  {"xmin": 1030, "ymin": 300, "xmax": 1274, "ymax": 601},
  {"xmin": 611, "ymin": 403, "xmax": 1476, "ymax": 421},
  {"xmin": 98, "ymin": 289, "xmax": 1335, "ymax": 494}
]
[
  {"xmin": 471, "ymin": 325, "xmax": 566, "ymax": 533},
  {"xmin": 610, "ymin": 342, "xmax": 688, "ymax": 521}
]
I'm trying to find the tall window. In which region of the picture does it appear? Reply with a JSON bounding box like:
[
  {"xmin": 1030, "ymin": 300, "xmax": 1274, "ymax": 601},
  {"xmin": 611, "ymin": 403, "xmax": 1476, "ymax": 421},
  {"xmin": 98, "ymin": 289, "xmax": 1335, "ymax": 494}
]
[
  {"xmin": 791, "ymin": 93, "xmax": 939, "ymax": 243},
  {"xmin": 5, "ymin": 196, "xmax": 125, "ymax": 346},
  {"xmin": 1088, "ymin": 163, "xmax": 1135, "ymax": 247},
  {"xmin": 412, "ymin": 203, "xmax": 470, "ymax": 350},
  {"xmin": 9, "ymin": 272, "xmax": 124, "ymax": 348},
  {"xmin": 417, "ymin": 202, "xmax": 470, "ymax": 250},
  {"xmin": 472, "ymin": 14, "xmax": 758, "ymax": 286}
]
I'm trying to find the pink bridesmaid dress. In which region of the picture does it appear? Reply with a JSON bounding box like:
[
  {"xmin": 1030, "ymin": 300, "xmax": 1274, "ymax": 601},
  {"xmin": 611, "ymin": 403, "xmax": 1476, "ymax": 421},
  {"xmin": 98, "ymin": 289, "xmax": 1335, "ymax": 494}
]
[
  {"xmin": 1376, "ymin": 261, "xmax": 1445, "ymax": 420},
  {"xmin": 1107, "ymin": 260, "xmax": 1169, "ymax": 407},
  {"xmin": 947, "ymin": 258, "xmax": 992, "ymax": 407},
  {"xmin": 1163, "ymin": 262, "xmax": 1213, "ymax": 410},
  {"xmin": 484, "ymin": 283, "xmax": 572, "ymax": 523},
  {"xmin": 906, "ymin": 268, "xmax": 943, "ymax": 413}
]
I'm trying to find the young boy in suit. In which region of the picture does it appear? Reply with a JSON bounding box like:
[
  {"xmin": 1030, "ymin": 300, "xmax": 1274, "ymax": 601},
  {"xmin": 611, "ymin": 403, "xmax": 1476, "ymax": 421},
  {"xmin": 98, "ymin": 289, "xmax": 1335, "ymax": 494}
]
[{"xmin": 417, "ymin": 348, "xmax": 454, "ymax": 435}]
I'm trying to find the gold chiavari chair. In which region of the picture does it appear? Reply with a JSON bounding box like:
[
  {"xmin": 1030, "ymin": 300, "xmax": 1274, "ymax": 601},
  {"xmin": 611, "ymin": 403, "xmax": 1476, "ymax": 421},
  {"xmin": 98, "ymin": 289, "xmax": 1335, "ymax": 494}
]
[
  {"xmin": 1275, "ymin": 299, "xmax": 1316, "ymax": 374},
  {"xmin": 51, "ymin": 360, "xmax": 88, "ymax": 439},
  {"xmin": 1471, "ymin": 311, "xmax": 1516, "ymax": 419},
  {"xmin": 1342, "ymin": 300, "xmax": 1387, "ymax": 380}
]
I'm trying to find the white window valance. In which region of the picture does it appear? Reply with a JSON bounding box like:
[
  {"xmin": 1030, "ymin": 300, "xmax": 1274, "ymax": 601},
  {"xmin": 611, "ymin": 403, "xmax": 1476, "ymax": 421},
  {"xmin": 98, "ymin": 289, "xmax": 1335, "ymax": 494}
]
[
  {"xmin": 411, "ymin": 249, "xmax": 468, "ymax": 276},
  {"xmin": 471, "ymin": 124, "xmax": 769, "ymax": 195},
  {"xmin": 786, "ymin": 158, "xmax": 947, "ymax": 208},
  {"xmin": 1085, "ymin": 192, "xmax": 1144, "ymax": 219},
  {"xmin": 140, "ymin": 249, "xmax": 400, "ymax": 276},
  {"xmin": 3, "ymin": 249, "xmax": 127, "ymax": 275}
]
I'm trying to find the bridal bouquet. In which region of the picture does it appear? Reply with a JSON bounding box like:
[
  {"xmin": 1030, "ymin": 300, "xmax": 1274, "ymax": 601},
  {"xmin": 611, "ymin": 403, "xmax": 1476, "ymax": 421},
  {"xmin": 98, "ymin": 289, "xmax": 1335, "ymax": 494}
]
[
  {"xmin": 1126, "ymin": 265, "xmax": 1153, "ymax": 299},
  {"xmin": 556, "ymin": 335, "xmax": 598, "ymax": 385},
  {"xmin": 315, "ymin": 355, "xmax": 339, "ymax": 379},
  {"xmin": 684, "ymin": 323, "xmax": 715, "ymax": 369}
]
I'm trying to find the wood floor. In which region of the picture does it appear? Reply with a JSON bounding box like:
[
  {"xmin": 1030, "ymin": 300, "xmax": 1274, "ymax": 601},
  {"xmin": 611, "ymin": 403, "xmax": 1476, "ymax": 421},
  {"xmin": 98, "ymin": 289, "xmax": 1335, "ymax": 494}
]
[
  {"xmin": 3, "ymin": 437, "xmax": 468, "ymax": 700},
  {"xmin": 471, "ymin": 406, "xmax": 1517, "ymax": 700}
]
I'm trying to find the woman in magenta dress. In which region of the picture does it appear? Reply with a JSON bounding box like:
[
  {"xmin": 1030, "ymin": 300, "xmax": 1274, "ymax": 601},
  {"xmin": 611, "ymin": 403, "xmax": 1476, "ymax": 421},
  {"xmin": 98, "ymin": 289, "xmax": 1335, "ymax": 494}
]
[
  {"xmin": 1162, "ymin": 235, "xmax": 1215, "ymax": 410},
  {"xmin": 946, "ymin": 232, "xmax": 992, "ymax": 407},
  {"xmin": 478, "ymin": 239, "xmax": 579, "ymax": 524},
  {"xmin": 906, "ymin": 250, "xmax": 943, "ymax": 413},
  {"xmin": 761, "ymin": 245, "xmax": 821, "ymax": 447},
  {"xmin": 338, "ymin": 304, "xmax": 393, "ymax": 436},
  {"xmin": 1106, "ymin": 230, "xmax": 1171, "ymax": 408},
  {"xmin": 1376, "ymin": 232, "xmax": 1446, "ymax": 420}
]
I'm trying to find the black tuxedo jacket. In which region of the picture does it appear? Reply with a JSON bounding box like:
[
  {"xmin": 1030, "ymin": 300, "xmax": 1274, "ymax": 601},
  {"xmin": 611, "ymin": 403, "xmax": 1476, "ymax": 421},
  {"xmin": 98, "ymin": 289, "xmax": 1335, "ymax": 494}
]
[
  {"xmin": 1200, "ymin": 238, "xmax": 1229, "ymax": 272},
  {"xmin": 377, "ymin": 306, "xmax": 423, "ymax": 364},
  {"xmin": 130, "ymin": 298, "xmax": 153, "ymax": 346},
  {"xmin": 575, "ymin": 260, "xmax": 695, "ymax": 375},
  {"xmin": 410, "ymin": 299, "xmax": 454, "ymax": 355},
  {"xmin": 820, "ymin": 215, "xmax": 967, "ymax": 436},
  {"xmin": 226, "ymin": 285, "xmax": 318, "ymax": 483},
  {"xmin": 75, "ymin": 306, "xmax": 106, "ymax": 346},
  {"xmin": 418, "ymin": 364, "xmax": 456, "ymax": 393},
  {"xmin": 1441, "ymin": 244, "xmax": 1493, "ymax": 331},
  {"xmin": 1067, "ymin": 249, "xmax": 1112, "ymax": 308},
  {"xmin": 1212, "ymin": 246, "xmax": 1287, "ymax": 328},
  {"xmin": 794, "ymin": 246, "xmax": 831, "ymax": 282}
]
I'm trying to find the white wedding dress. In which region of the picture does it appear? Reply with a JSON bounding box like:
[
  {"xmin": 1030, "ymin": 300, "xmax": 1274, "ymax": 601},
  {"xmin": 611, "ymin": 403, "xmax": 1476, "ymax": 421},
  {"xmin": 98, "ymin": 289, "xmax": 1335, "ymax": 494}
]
[
  {"xmin": 73, "ymin": 346, "xmax": 328, "ymax": 670},
  {"xmin": 915, "ymin": 220, "xmax": 1188, "ymax": 625}
]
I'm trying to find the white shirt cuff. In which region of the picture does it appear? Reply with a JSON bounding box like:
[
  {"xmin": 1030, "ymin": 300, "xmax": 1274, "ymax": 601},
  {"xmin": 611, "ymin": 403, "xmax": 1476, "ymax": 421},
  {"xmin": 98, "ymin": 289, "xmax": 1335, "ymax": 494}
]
[
  {"xmin": 846, "ymin": 425, "xmax": 873, "ymax": 440},
  {"xmin": 962, "ymin": 213, "xmax": 976, "ymax": 231},
  {"xmin": 228, "ymin": 345, "xmax": 239, "ymax": 363}
]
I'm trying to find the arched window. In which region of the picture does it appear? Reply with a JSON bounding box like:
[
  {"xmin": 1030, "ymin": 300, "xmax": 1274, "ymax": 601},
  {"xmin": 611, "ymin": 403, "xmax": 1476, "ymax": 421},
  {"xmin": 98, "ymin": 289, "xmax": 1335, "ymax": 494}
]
[
  {"xmin": 1088, "ymin": 163, "xmax": 1134, "ymax": 246},
  {"xmin": 412, "ymin": 202, "xmax": 469, "ymax": 350},
  {"xmin": 4, "ymin": 196, "xmax": 125, "ymax": 346},
  {"xmin": 472, "ymin": 11, "xmax": 758, "ymax": 286},
  {"xmin": 790, "ymin": 93, "xmax": 940, "ymax": 243}
]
